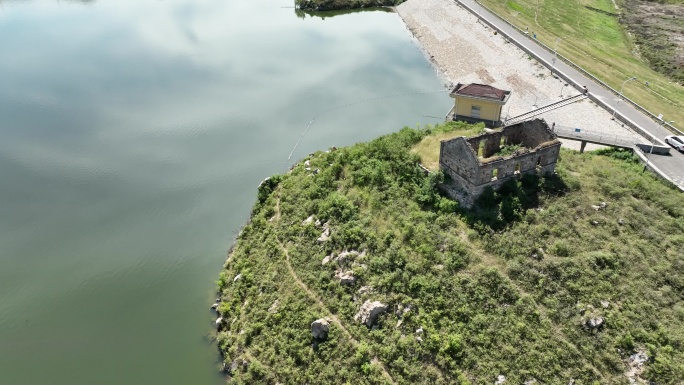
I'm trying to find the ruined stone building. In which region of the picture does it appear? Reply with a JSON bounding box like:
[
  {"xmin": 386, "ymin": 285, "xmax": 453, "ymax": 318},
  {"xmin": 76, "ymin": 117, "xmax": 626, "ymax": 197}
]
[{"xmin": 439, "ymin": 119, "xmax": 561, "ymax": 207}]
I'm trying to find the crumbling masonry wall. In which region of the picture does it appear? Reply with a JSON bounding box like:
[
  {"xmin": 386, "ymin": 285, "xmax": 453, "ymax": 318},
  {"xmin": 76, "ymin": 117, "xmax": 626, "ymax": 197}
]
[{"xmin": 439, "ymin": 119, "xmax": 561, "ymax": 207}]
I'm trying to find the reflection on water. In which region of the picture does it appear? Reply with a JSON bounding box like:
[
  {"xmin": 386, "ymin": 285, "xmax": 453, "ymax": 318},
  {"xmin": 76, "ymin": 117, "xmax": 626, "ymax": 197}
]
[
  {"xmin": 0, "ymin": 0, "xmax": 448, "ymax": 384},
  {"xmin": 294, "ymin": 6, "xmax": 394, "ymax": 20}
]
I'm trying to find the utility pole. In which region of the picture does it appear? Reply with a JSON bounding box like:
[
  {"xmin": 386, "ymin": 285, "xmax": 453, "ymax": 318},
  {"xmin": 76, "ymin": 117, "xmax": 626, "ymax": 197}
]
[{"xmin": 612, "ymin": 76, "xmax": 637, "ymax": 120}]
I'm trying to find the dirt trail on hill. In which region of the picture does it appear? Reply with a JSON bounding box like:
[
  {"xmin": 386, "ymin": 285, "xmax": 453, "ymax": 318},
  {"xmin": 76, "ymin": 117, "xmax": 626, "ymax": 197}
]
[{"xmin": 273, "ymin": 192, "xmax": 397, "ymax": 385}]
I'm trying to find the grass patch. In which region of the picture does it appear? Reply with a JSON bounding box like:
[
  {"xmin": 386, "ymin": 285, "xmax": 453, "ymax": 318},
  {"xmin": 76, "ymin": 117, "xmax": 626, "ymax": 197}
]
[
  {"xmin": 410, "ymin": 121, "xmax": 485, "ymax": 171},
  {"xmin": 493, "ymin": 143, "xmax": 524, "ymax": 157}
]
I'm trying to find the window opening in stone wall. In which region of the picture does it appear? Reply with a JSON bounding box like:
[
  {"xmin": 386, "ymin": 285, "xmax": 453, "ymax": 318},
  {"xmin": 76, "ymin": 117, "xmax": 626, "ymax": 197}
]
[
  {"xmin": 500, "ymin": 136, "xmax": 506, "ymax": 147},
  {"xmin": 478, "ymin": 140, "xmax": 486, "ymax": 157},
  {"xmin": 491, "ymin": 168, "xmax": 498, "ymax": 180},
  {"xmin": 515, "ymin": 162, "xmax": 521, "ymax": 174},
  {"xmin": 470, "ymin": 105, "xmax": 481, "ymax": 119},
  {"xmin": 536, "ymin": 156, "xmax": 542, "ymax": 171}
]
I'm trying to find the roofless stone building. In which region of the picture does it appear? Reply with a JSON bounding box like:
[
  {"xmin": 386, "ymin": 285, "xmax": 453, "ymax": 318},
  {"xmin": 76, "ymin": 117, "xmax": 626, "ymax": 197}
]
[{"xmin": 439, "ymin": 119, "xmax": 561, "ymax": 207}]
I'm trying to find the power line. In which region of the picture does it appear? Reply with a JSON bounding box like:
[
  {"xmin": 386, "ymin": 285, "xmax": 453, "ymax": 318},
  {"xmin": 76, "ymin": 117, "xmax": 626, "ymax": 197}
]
[{"xmin": 286, "ymin": 89, "xmax": 449, "ymax": 161}]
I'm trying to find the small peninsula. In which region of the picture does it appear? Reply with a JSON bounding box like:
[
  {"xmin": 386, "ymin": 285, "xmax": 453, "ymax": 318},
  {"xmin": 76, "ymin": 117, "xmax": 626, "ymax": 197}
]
[{"xmin": 214, "ymin": 122, "xmax": 684, "ymax": 384}]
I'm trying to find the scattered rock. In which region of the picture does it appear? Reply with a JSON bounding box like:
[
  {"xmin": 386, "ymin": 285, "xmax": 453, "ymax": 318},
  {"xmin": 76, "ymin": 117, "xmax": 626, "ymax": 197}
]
[
  {"xmin": 626, "ymin": 350, "xmax": 648, "ymax": 384},
  {"xmin": 416, "ymin": 336, "xmax": 423, "ymax": 343},
  {"xmin": 322, "ymin": 254, "xmax": 334, "ymax": 265},
  {"xmin": 600, "ymin": 300, "xmax": 610, "ymax": 308},
  {"xmin": 618, "ymin": 218, "xmax": 625, "ymax": 225},
  {"xmin": 352, "ymin": 262, "xmax": 367, "ymax": 270},
  {"xmin": 584, "ymin": 316, "xmax": 605, "ymax": 329},
  {"xmin": 311, "ymin": 318, "xmax": 330, "ymax": 339},
  {"xmin": 317, "ymin": 227, "xmax": 331, "ymax": 242},
  {"xmin": 314, "ymin": 219, "xmax": 322, "ymax": 227},
  {"xmin": 304, "ymin": 160, "xmax": 310, "ymax": 167},
  {"xmin": 336, "ymin": 250, "xmax": 359, "ymax": 266},
  {"xmin": 313, "ymin": 168, "xmax": 320, "ymax": 175},
  {"xmin": 302, "ymin": 215, "xmax": 315, "ymax": 225},
  {"xmin": 495, "ymin": 374, "xmax": 506, "ymax": 384},
  {"xmin": 524, "ymin": 380, "xmax": 537, "ymax": 385},
  {"xmin": 211, "ymin": 303, "xmax": 219, "ymax": 311},
  {"xmin": 335, "ymin": 270, "xmax": 355, "ymax": 285},
  {"xmin": 215, "ymin": 317, "xmax": 224, "ymax": 327},
  {"xmin": 268, "ymin": 300, "xmax": 279, "ymax": 314},
  {"xmin": 354, "ymin": 300, "xmax": 388, "ymax": 327},
  {"xmin": 358, "ymin": 286, "xmax": 373, "ymax": 294},
  {"xmin": 230, "ymin": 360, "xmax": 239, "ymax": 373},
  {"xmin": 415, "ymin": 327, "xmax": 424, "ymax": 335},
  {"xmin": 395, "ymin": 319, "xmax": 403, "ymax": 328},
  {"xmin": 305, "ymin": 167, "xmax": 311, "ymax": 172},
  {"xmin": 591, "ymin": 220, "xmax": 600, "ymax": 226},
  {"xmin": 233, "ymin": 273, "xmax": 242, "ymax": 282},
  {"xmin": 591, "ymin": 202, "xmax": 608, "ymax": 211}
]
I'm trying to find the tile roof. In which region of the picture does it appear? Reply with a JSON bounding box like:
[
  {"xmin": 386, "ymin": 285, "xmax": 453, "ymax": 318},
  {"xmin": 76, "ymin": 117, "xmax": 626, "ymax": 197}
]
[{"xmin": 453, "ymin": 83, "xmax": 507, "ymax": 101}]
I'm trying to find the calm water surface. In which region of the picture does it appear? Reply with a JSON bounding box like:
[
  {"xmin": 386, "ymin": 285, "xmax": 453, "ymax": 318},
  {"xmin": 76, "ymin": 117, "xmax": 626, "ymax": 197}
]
[{"xmin": 0, "ymin": 1, "xmax": 448, "ymax": 384}]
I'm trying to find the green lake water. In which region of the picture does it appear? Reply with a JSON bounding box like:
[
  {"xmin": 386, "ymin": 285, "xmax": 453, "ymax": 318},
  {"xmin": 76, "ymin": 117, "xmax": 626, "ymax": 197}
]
[{"xmin": 0, "ymin": 1, "xmax": 448, "ymax": 384}]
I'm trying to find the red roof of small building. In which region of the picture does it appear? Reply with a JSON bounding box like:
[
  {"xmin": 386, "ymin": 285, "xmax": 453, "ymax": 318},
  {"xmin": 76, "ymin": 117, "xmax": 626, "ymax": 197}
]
[{"xmin": 452, "ymin": 83, "xmax": 507, "ymax": 101}]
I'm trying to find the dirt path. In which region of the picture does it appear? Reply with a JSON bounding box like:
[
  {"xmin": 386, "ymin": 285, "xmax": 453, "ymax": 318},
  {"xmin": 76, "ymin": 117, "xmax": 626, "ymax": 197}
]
[
  {"xmin": 275, "ymin": 237, "xmax": 357, "ymax": 342},
  {"xmin": 272, "ymin": 191, "xmax": 396, "ymax": 384}
]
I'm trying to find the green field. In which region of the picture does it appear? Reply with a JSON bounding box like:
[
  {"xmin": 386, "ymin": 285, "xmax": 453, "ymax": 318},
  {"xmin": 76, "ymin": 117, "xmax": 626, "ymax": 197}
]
[
  {"xmin": 479, "ymin": 0, "xmax": 684, "ymax": 130},
  {"xmin": 215, "ymin": 123, "xmax": 684, "ymax": 384}
]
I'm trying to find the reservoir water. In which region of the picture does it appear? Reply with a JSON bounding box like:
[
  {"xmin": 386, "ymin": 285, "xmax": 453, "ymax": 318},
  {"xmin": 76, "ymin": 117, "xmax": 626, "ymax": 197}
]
[{"xmin": 0, "ymin": 1, "xmax": 448, "ymax": 384}]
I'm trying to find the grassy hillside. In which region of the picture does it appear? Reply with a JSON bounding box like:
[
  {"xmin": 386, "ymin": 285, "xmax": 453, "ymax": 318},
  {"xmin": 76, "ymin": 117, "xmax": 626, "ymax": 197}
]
[
  {"xmin": 478, "ymin": 0, "xmax": 684, "ymax": 130},
  {"xmin": 214, "ymin": 122, "xmax": 684, "ymax": 384}
]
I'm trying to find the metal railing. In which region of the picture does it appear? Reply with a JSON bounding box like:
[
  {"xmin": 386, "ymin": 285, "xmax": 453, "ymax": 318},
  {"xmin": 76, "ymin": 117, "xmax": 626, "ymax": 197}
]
[
  {"xmin": 460, "ymin": 0, "xmax": 683, "ymax": 136},
  {"xmin": 553, "ymin": 125, "xmax": 639, "ymax": 148}
]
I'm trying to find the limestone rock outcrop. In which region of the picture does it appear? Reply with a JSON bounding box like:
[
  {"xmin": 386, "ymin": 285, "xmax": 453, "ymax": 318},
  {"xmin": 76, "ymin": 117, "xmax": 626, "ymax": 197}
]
[
  {"xmin": 311, "ymin": 318, "xmax": 330, "ymax": 339},
  {"xmin": 354, "ymin": 300, "xmax": 387, "ymax": 327},
  {"xmin": 335, "ymin": 270, "xmax": 355, "ymax": 285}
]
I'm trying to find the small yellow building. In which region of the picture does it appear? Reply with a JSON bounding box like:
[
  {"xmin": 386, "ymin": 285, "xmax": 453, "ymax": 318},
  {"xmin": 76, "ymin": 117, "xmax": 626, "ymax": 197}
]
[{"xmin": 447, "ymin": 83, "xmax": 511, "ymax": 128}]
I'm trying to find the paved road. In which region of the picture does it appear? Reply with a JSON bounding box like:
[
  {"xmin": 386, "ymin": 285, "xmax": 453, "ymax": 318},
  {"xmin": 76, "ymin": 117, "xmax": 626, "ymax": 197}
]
[{"xmin": 456, "ymin": 0, "xmax": 684, "ymax": 191}]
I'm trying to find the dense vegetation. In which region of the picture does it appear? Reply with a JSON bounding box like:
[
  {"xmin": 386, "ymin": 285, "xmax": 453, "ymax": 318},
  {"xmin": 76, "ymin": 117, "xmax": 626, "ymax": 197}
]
[
  {"xmin": 295, "ymin": 0, "xmax": 405, "ymax": 11},
  {"xmin": 215, "ymin": 122, "xmax": 684, "ymax": 384}
]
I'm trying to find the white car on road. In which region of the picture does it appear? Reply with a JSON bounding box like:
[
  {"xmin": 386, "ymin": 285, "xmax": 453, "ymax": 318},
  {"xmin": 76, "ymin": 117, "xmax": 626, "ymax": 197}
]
[{"xmin": 665, "ymin": 135, "xmax": 684, "ymax": 153}]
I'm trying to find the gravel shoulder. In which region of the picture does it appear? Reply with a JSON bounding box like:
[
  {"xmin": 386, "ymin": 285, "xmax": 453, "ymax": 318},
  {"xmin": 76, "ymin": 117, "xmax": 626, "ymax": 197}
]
[{"xmin": 396, "ymin": 0, "xmax": 646, "ymax": 151}]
